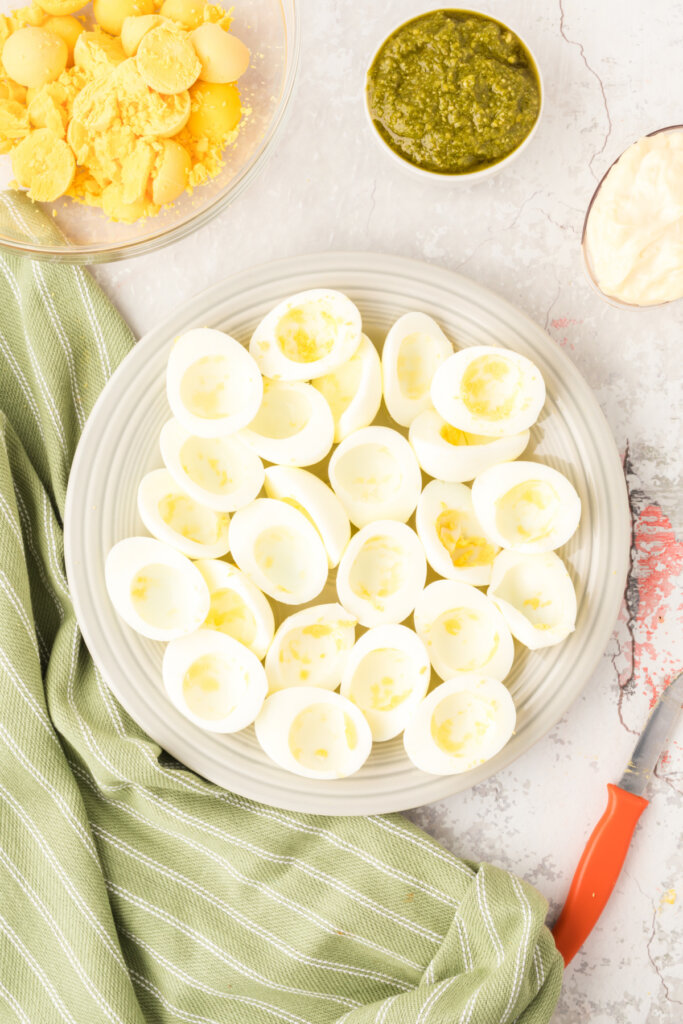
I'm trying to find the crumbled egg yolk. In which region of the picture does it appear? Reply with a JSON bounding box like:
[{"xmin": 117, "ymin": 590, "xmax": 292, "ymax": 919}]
[
  {"xmin": 0, "ymin": 0, "xmax": 249, "ymax": 219},
  {"xmin": 435, "ymin": 508, "xmax": 498, "ymax": 568},
  {"xmin": 495, "ymin": 480, "xmax": 560, "ymax": 543},
  {"xmin": 275, "ymin": 301, "xmax": 343, "ymax": 363},
  {"xmin": 430, "ymin": 692, "xmax": 497, "ymax": 757},
  {"xmin": 460, "ymin": 355, "xmax": 522, "ymax": 420}
]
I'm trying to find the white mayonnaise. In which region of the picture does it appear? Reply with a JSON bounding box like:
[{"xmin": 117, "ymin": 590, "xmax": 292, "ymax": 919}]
[{"xmin": 584, "ymin": 128, "xmax": 683, "ymax": 306}]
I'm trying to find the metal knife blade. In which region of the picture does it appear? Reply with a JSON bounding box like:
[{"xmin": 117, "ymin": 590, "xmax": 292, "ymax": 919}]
[{"xmin": 618, "ymin": 670, "xmax": 683, "ymax": 796}]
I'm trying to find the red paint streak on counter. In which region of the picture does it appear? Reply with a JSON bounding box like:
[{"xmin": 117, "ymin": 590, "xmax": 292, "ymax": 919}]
[
  {"xmin": 631, "ymin": 503, "xmax": 683, "ymax": 708},
  {"xmin": 550, "ymin": 317, "xmax": 583, "ymax": 329}
]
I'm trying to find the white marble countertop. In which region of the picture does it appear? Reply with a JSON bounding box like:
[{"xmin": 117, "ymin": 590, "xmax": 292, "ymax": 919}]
[{"xmin": 93, "ymin": 0, "xmax": 683, "ymax": 1019}]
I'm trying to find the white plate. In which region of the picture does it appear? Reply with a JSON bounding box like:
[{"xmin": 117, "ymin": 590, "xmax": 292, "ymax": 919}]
[{"xmin": 64, "ymin": 252, "xmax": 630, "ymax": 814}]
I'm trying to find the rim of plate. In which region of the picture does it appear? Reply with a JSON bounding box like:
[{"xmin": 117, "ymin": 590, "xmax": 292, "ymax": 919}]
[{"xmin": 64, "ymin": 251, "xmax": 630, "ymax": 815}]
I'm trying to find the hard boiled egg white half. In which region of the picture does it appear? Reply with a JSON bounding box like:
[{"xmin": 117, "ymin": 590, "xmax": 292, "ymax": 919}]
[
  {"xmin": 336, "ymin": 519, "xmax": 427, "ymax": 627},
  {"xmin": 263, "ymin": 465, "xmax": 350, "ymax": 569},
  {"xmin": 166, "ymin": 328, "xmax": 263, "ymax": 438},
  {"xmin": 229, "ymin": 498, "xmax": 329, "ymax": 605},
  {"xmin": 472, "ymin": 461, "xmax": 581, "ymax": 553},
  {"xmin": 239, "ymin": 379, "xmax": 334, "ymax": 468},
  {"xmin": 194, "ymin": 559, "xmax": 274, "ymax": 660},
  {"xmin": 163, "ymin": 628, "xmax": 268, "ymax": 733},
  {"xmin": 413, "ymin": 580, "xmax": 514, "ymax": 682},
  {"xmin": 404, "ymin": 675, "xmax": 516, "ymax": 776},
  {"xmin": 105, "ymin": 537, "xmax": 210, "ymax": 641},
  {"xmin": 409, "ymin": 409, "xmax": 529, "ymax": 483},
  {"xmin": 255, "ymin": 687, "xmax": 372, "ymax": 779},
  {"xmin": 249, "ymin": 289, "xmax": 362, "ymax": 381},
  {"xmin": 416, "ymin": 479, "xmax": 499, "ymax": 586},
  {"xmin": 137, "ymin": 468, "xmax": 231, "ymax": 559},
  {"xmin": 431, "ymin": 345, "xmax": 545, "ymax": 437},
  {"xmin": 328, "ymin": 425, "xmax": 422, "ymax": 528},
  {"xmin": 312, "ymin": 333, "xmax": 382, "ymax": 443},
  {"xmin": 340, "ymin": 624, "xmax": 430, "ymax": 741},
  {"xmin": 160, "ymin": 418, "xmax": 264, "ymax": 512},
  {"xmin": 488, "ymin": 550, "xmax": 577, "ymax": 649},
  {"xmin": 382, "ymin": 312, "xmax": 453, "ymax": 427},
  {"xmin": 265, "ymin": 603, "xmax": 356, "ymax": 692}
]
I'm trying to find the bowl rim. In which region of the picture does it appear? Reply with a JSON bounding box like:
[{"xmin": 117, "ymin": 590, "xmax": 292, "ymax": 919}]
[
  {"xmin": 0, "ymin": 0, "xmax": 301, "ymax": 264},
  {"xmin": 581, "ymin": 124, "xmax": 683, "ymax": 310},
  {"xmin": 363, "ymin": 6, "xmax": 544, "ymax": 184}
]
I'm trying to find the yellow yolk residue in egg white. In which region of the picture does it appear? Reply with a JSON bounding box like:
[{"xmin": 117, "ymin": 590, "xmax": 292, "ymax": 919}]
[
  {"xmin": 397, "ymin": 332, "xmax": 437, "ymax": 399},
  {"xmin": 461, "ymin": 355, "xmax": 522, "ymax": 421},
  {"xmin": 344, "ymin": 713, "xmax": 358, "ymax": 750},
  {"xmin": 370, "ymin": 675, "xmax": 410, "ymax": 711},
  {"xmin": 495, "ymin": 480, "xmax": 559, "ymax": 542},
  {"xmin": 431, "ymin": 694, "xmax": 496, "ymax": 757},
  {"xmin": 205, "ymin": 588, "xmax": 256, "ymax": 648},
  {"xmin": 436, "ymin": 508, "xmax": 498, "ymax": 568},
  {"xmin": 439, "ymin": 423, "xmax": 497, "ymax": 447},
  {"xmin": 288, "ymin": 705, "xmax": 358, "ymax": 771},
  {"xmin": 280, "ymin": 496, "xmax": 320, "ymax": 534},
  {"xmin": 301, "ymin": 623, "xmax": 333, "ymax": 640},
  {"xmin": 275, "ymin": 301, "xmax": 341, "ymax": 363},
  {"xmin": 158, "ymin": 492, "xmax": 222, "ymax": 544},
  {"xmin": 0, "ymin": 0, "xmax": 249, "ymax": 219},
  {"xmin": 349, "ymin": 537, "xmax": 405, "ymax": 608},
  {"xmin": 180, "ymin": 355, "xmax": 232, "ymax": 418},
  {"xmin": 182, "ymin": 453, "xmax": 229, "ymax": 491},
  {"xmin": 182, "ymin": 653, "xmax": 242, "ymax": 721},
  {"xmin": 279, "ymin": 623, "xmax": 350, "ymax": 680},
  {"xmin": 440, "ymin": 422, "xmax": 469, "ymax": 446},
  {"xmin": 440, "ymin": 609, "xmax": 499, "ymax": 670},
  {"xmin": 130, "ymin": 562, "xmax": 183, "ymax": 627}
]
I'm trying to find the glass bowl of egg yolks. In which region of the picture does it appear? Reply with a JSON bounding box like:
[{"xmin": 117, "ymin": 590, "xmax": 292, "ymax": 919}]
[{"xmin": 0, "ymin": 0, "xmax": 299, "ymax": 262}]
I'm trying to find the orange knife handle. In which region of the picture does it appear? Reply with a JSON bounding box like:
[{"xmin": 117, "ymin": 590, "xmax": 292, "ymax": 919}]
[{"xmin": 552, "ymin": 783, "xmax": 648, "ymax": 966}]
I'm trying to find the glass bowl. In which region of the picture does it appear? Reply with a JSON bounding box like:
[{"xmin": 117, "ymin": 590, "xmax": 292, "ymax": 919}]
[
  {"xmin": 0, "ymin": 0, "xmax": 299, "ymax": 263},
  {"xmin": 582, "ymin": 124, "xmax": 683, "ymax": 310}
]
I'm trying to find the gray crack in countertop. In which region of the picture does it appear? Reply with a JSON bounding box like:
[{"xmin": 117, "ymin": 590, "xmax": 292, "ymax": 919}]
[{"xmin": 93, "ymin": 1, "xmax": 683, "ymax": 1019}]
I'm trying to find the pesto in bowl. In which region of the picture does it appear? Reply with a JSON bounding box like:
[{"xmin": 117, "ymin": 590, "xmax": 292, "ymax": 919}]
[{"xmin": 366, "ymin": 9, "xmax": 542, "ymax": 176}]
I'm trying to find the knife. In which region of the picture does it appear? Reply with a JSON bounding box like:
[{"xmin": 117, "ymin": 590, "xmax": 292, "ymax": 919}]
[{"xmin": 552, "ymin": 670, "xmax": 683, "ymax": 966}]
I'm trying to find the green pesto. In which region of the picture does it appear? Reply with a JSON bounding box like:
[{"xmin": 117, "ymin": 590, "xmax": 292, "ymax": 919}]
[{"xmin": 366, "ymin": 10, "xmax": 541, "ymax": 175}]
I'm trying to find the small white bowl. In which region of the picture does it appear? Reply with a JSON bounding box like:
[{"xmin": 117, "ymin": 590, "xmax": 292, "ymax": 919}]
[
  {"xmin": 581, "ymin": 124, "xmax": 683, "ymax": 310},
  {"xmin": 364, "ymin": 9, "xmax": 544, "ymax": 187}
]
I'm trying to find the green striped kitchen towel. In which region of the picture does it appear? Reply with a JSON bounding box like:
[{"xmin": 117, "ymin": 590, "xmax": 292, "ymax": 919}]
[{"xmin": 0, "ymin": 193, "xmax": 563, "ymax": 1024}]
